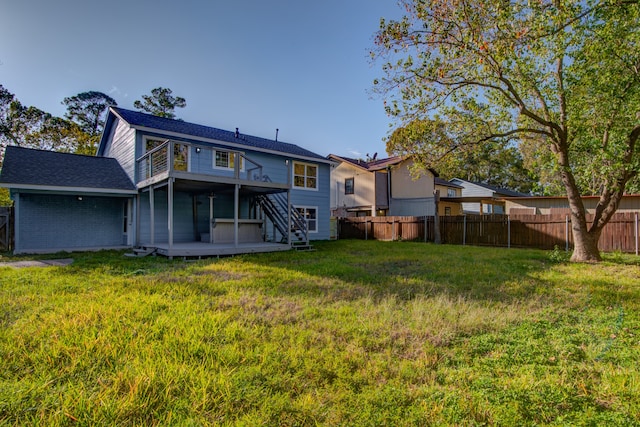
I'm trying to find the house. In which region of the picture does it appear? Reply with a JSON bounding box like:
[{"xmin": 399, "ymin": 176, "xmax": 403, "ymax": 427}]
[
  {"xmin": 434, "ymin": 177, "xmax": 463, "ymax": 216},
  {"xmin": 0, "ymin": 107, "xmax": 332, "ymax": 256},
  {"xmin": 328, "ymin": 154, "xmax": 438, "ymax": 217},
  {"xmin": 503, "ymin": 194, "xmax": 640, "ymax": 215},
  {"xmin": 449, "ymin": 178, "xmax": 529, "ymax": 214}
]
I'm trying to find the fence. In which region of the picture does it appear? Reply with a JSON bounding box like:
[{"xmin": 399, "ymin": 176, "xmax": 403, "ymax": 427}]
[
  {"xmin": 0, "ymin": 207, "xmax": 13, "ymax": 252},
  {"xmin": 338, "ymin": 212, "xmax": 640, "ymax": 254}
]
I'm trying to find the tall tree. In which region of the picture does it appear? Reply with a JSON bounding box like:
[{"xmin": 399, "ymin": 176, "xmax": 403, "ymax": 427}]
[
  {"xmin": 373, "ymin": 0, "xmax": 640, "ymax": 262},
  {"xmin": 386, "ymin": 118, "xmax": 536, "ymax": 193},
  {"xmin": 62, "ymin": 91, "xmax": 116, "ymax": 137},
  {"xmin": 133, "ymin": 87, "xmax": 186, "ymax": 119},
  {"xmin": 1, "ymin": 85, "xmax": 91, "ymax": 161}
]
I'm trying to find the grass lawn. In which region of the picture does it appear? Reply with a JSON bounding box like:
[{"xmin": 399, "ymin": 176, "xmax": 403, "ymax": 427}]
[{"xmin": 1, "ymin": 240, "xmax": 639, "ymax": 426}]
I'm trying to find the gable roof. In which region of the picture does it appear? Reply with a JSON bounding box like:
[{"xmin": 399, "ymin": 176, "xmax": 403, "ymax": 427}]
[
  {"xmin": 450, "ymin": 178, "xmax": 529, "ymax": 197},
  {"xmin": 435, "ymin": 177, "xmax": 463, "ymax": 189},
  {"xmin": 328, "ymin": 154, "xmax": 439, "ymax": 175},
  {"xmin": 0, "ymin": 146, "xmax": 136, "ymax": 193},
  {"xmin": 101, "ymin": 107, "xmax": 329, "ymax": 163}
]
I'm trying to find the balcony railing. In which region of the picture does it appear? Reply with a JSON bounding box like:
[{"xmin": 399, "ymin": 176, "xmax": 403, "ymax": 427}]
[{"xmin": 137, "ymin": 140, "xmax": 267, "ymax": 184}]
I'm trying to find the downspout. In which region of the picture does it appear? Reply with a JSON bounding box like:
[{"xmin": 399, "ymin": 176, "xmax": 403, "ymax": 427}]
[{"xmin": 387, "ymin": 166, "xmax": 392, "ymax": 215}]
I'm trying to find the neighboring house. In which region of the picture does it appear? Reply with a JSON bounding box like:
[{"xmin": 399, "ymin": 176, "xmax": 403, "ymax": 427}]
[
  {"xmin": 449, "ymin": 178, "xmax": 529, "ymax": 214},
  {"xmin": 0, "ymin": 107, "xmax": 332, "ymax": 256},
  {"xmin": 503, "ymin": 195, "xmax": 640, "ymax": 215},
  {"xmin": 328, "ymin": 154, "xmax": 438, "ymax": 217},
  {"xmin": 435, "ymin": 177, "xmax": 463, "ymax": 216}
]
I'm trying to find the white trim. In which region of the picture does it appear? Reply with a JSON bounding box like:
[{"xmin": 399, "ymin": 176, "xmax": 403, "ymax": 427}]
[
  {"xmin": 119, "ymin": 120, "xmax": 332, "ymax": 165},
  {"xmin": 0, "ymin": 184, "xmax": 137, "ymax": 195},
  {"xmin": 294, "ymin": 205, "xmax": 318, "ymax": 233},
  {"xmin": 292, "ymin": 161, "xmax": 319, "ymax": 191},
  {"xmin": 212, "ymin": 149, "xmax": 245, "ymax": 171}
]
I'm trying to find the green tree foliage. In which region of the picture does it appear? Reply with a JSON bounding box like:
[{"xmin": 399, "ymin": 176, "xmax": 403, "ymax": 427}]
[
  {"xmin": 1, "ymin": 85, "xmax": 101, "ymax": 162},
  {"xmin": 387, "ymin": 118, "xmax": 536, "ymax": 193},
  {"xmin": 133, "ymin": 87, "xmax": 186, "ymax": 119},
  {"xmin": 373, "ymin": 0, "xmax": 640, "ymax": 262},
  {"xmin": 62, "ymin": 91, "xmax": 116, "ymax": 136}
]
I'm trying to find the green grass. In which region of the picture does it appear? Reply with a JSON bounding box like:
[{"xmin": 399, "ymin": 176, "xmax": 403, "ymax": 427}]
[{"xmin": 1, "ymin": 241, "xmax": 639, "ymax": 426}]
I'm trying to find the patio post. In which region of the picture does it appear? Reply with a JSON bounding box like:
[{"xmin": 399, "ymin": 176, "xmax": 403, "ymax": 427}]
[
  {"xmin": 234, "ymin": 184, "xmax": 239, "ymax": 248},
  {"xmin": 168, "ymin": 178, "xmax": 174, "ymax": 251},
  {"xmin": 149, "ymin": 185, "xmax": 155, "ymax": 245}
]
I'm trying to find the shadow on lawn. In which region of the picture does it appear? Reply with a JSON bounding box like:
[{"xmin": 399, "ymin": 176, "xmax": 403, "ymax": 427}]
[{"xmin": 242, "ymin": 240, "xmax": 557, "ymax": 304}]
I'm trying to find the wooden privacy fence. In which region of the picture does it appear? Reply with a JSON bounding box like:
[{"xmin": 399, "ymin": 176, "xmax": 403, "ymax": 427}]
[
  {"xmin": 0, "ymin": 207, "xmax": 13, "ymax": 252},
  {"xmin": 338, "ymin": 212, "xmax": 640, "ymax": 254}
]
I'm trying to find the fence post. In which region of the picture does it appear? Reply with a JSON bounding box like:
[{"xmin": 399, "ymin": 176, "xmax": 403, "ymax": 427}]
[
  {"xmin": 365, "ymin": 219, "xmax": 368, "ymax": 240},
  {"xmin": 508, "ymin": 216, "xmax": 511, "ymax": 249},
  {"xmin": 463, "ymin": 215, "xmax": 467, "ymax": 245},
  {"xmin": 424, "ymin": 216, "xmax": 427, "ymax": 243},
  {"xmin": 635, "ymin": 212, "xmax": 638, "ymax": 256},
  {"xmin": 392, "ymin": 218, "xmax": 396, "ymax": 241},
  {"xmin": 565, "ymin": 215, "xmax": 569, "ymax": 252}
]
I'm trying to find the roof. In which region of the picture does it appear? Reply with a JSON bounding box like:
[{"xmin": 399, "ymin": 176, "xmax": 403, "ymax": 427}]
[
  {"xmin": 102, "ymin": 107, "xmax": 329, "ymax": 163},
  {"xmin": 451, "ymin": 178, "xmax": 529, "ymax": 197},
  {"xmin": 501, "ymin": 194, "xmax": 640, "ymax": 200},
  {"xmin": 328, "ymin": 154, "xmax": 439, "ymax": 175},
  {"xmin": 435, "ymin": 177, "xmax": 463, "ymax": 189},
  {"xmin": 0, "ymin": 146, "xmax": 136, "ymax": 192}
]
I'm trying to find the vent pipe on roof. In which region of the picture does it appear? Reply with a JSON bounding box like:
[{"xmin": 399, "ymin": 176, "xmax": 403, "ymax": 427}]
[
  {"xmin": 235, "ymin": 128, "xmax": 239, "ymax": 138},
  {"xmin": 275, "ymin": 128, "xmax": 279, "ymax": 142}
]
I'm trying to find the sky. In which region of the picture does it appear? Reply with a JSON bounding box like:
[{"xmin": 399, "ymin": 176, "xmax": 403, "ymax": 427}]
[{"xmin": 0, "ymin": 0, "xmax": 404, "ymax": 159}]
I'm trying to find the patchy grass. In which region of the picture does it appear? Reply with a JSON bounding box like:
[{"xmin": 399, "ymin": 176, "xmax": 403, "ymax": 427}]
[{"xmin": 0, "ymin": 241, "xmax": 638, "ymax": 426}]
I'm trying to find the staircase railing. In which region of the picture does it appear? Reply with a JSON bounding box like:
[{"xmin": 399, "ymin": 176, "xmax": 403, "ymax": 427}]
[{"xmin": 257, "ymin": 175, "xmax": 309, "ymax": 246}]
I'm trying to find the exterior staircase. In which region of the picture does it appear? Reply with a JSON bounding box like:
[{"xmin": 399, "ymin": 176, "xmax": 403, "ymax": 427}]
[{"xmin": 255, "ymin": 181, "xmax": 312, "ymax": 251}]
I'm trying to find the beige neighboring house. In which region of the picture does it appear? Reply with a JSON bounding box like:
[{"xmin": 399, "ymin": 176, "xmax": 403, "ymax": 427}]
[
  {"xmin": 503, "ymin": 194, "xmax": 640, "ymax": 215},
  {"xmin": 435, "ymin": 178, "xmax": 463, "ymax": 216},
  {"xmin": 328, "ymin": 154, "xmax": 438, "ymax": 217}
]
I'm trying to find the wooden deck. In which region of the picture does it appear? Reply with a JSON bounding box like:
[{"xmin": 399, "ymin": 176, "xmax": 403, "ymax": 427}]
[{"xmin": 141, "ymin": 241, "xmax": 292, "ymax": 258}]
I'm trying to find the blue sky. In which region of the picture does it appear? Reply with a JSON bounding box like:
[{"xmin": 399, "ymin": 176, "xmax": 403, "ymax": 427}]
[{"xmin": 0, "ymin": 0, "xmax": 403, "ymax": 159}]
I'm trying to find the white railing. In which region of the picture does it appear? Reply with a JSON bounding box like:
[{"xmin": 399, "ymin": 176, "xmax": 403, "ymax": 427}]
[{"xmin": 136, "ymin": 140, "xmax": 267, "ymax": 183}]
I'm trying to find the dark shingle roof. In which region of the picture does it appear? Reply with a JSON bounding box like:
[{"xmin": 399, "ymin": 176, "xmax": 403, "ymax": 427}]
[
  {"xmin": 110, "ymin": 107, "xmax": 328, "ymax": 162},
  {"xmin": 456, "ymin": 179, "xmax": 529, "ymax": 197},
  {"xmin": 0, "ymin": 146, "xmax": 136, "ymax": 191},
  {"xmin": 435, "ymin": 177, "xmax": 463, "ymax": 188},
  {"xmin": 327, "ymin": 154, "xmax": 439, "ymax": 176}
]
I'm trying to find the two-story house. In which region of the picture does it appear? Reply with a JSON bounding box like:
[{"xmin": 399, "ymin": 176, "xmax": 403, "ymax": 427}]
[
  {"xmin": 328, "ymin": 154, "xmax": 438, "ymax": 217},
  {"xmin": 0, "ymin": 107, "xmax": 332, "ymax": 256}
]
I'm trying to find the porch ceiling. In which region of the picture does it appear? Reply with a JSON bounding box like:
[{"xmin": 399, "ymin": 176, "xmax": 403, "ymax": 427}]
[{"xmin": 172, "ymin": 178, "xmax": 288, "ymax": 196}]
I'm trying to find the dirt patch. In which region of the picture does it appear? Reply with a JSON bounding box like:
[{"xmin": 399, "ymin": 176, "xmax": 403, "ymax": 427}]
[{"xmin": 0, "ymin": 258, "xmax": 74, "ymax": 268}]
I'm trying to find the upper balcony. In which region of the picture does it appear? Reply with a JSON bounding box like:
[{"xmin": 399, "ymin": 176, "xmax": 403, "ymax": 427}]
[{"xmin": 136, "ymin": 140, "xmax": 290, "ymax": 190}]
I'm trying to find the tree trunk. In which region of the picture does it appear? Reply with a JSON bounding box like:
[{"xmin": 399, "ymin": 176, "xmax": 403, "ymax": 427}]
[
  {"xmin": 556, "ymin": 147, "xmax": 603, "ymax": 262},
  {"xmin": 570, "ymin": 216, "xmax": 602, "ymax": 262}
]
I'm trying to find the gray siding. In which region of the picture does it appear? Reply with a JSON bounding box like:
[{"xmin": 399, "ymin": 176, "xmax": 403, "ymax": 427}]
[
  {"xmin": 102, "ymin": 118, "xmax": 136, "ymax": 182},
  {"xmin": 389, "ymin": 198, "xmax": 436, "ymax": 216},
  {"xmin": 16, "ymin": 193, "xmax": 126, "ymax": 253}
]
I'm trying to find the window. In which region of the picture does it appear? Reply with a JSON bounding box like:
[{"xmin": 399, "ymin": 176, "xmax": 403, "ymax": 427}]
[
  {"xmin": 447, "ymin": 188, "xmax": 457, "ymax": 197},
  {"xmin": 296, "ymin": 206, "xmax": 317, "ymax": 233},
  {"xmin": 345, "ymin": 177, "xmax": 354, "ymax": 195},
  {"xmin": 444, "ymin": 206, "xmax": 451, "ymax": 216},
  {"xmin": 293, "ymin": 162, "xmax": 317, "ymax": 190},
  {"xmin": 214, "ymin": 150, "xmax": 243, "ymax": 170}
]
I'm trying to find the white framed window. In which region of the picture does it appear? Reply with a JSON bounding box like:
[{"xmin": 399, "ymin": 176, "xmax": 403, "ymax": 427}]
[
  {"xmin": 345, "ymin": 177, "xmax": 354, "ymax": 195},
  {"xmin": 293, "ymin": 161, "xmax": 318, "ymax": 190},
  {"xmin": 447, "ymin": 188, "xmax": 457, "ymax": 197},
  {"xmin": 295, "ymin": 206, "xmax": 318, "ymax": 233},
  {"xmin": 213, "ymin": 150, "xmax": 243, "ymax": 171}
]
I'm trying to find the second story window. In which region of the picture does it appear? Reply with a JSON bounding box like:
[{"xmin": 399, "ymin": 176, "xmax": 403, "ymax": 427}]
[
  {"xmin": 214, "ymin": 150, "xmax": 243, "ymax": 170},
  {"xmin": 293, "ymin": 161, "xmax": 317, "ymax": 190},
  {"xmin": 447, "ymin": 188, "xmax": 457, "ymax": 197},
  {"xmin": 345, "ymin": 177, "xmax": 354, "ymax": 195}
]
